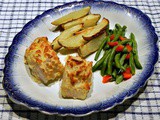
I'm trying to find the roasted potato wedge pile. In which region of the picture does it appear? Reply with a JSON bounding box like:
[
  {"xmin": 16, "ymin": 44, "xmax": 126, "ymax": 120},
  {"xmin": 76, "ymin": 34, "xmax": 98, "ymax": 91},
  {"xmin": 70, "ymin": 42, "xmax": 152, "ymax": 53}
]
[{"xmin": 51, "ymin": 6, "xmax": 109, "ymax": 57}]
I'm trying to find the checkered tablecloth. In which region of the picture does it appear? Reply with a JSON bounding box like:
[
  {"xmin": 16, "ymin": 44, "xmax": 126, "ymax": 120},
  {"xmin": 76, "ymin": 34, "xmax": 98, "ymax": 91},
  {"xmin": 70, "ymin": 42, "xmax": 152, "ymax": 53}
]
[{"xmin": 0, "ymin": 0, "xmax": 160, "ymax": 120}]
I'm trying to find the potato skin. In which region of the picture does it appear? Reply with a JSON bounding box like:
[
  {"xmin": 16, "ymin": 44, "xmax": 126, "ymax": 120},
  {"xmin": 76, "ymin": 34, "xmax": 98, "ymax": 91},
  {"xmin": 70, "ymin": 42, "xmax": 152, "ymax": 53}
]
[
  {"xmin": 82, "ymin": 18, "xmax": 109, "ymax": 41},
  {"xmin": 58, "ymin": 27, "xmax": 93, "ymax": 49},
  {"xmin": 51, "ymin": 24, "xmax": 83, "ymax": 50},
  {"xmin": 78, "ymin": 32, "xmax": 107, "ymax": 58},
  {"xmin": 61, "ymin": 14, "xmax": 101, "ymax": 30},
  {"xmin": 51, "ymin": 7, "xmax": 91, "ymax": 26}
]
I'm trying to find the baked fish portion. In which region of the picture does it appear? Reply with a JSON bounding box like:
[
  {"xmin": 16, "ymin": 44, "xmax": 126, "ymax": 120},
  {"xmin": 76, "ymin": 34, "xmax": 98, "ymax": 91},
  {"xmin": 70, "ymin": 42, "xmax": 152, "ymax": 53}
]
[
  {"xmin": 24, "ymin": 37, "xmax": 64, "ymax": 84},
  {"xmin": 61, "ymin": 56, "xmax": 92, "ymax": 100}
]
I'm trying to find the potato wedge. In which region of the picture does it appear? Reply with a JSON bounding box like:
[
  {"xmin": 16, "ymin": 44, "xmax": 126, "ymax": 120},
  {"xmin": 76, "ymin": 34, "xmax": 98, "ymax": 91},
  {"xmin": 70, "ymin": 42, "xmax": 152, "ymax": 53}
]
[
  {"xmin": 58, "ymin": 27, "xmax": 93, "ymax": 49},
  {"xmin": 82, "ymin": 18, "xmax": 109, "ymax": 41},
  {"xmin": 78, "ymin": 32, "xmax": 107, "ymax": 58},
  {"xmin": 52, "ymin": 24, "xmax": 83, "ymax": 50},
  {"xmin": 51, "ymin": 7, "xmax": 91, "ymax": 26},
  {"xmin": 74, "ymin": 27, "xmax": 94, "ymax": 35},
  {"xmin": 61, "ymin": 14, "xmax": 101, "ymax": 30}
]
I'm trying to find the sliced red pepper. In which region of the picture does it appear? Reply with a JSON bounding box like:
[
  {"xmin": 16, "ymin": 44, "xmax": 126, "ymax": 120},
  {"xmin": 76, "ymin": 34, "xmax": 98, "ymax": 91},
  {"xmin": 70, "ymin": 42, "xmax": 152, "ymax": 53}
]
[
  {"xmin": 125, "ymin": 67, "xmax": 131, "ymax": 73},
  {"xmin": 126, "ymin": 44, "xmax": 132, "ymax": 52},
  {"xmin": 110, "ymin": 34, "xmax": 115, "ymax": 40},
  {"xmin": 125, "ymin": 53, "xmax": 130, "ymax": 59},
  {"xmin": 108, "ymin": 41, "xmax": 118, "ymax": 47},
  {"xmin": 123, "ymin": 72, "xmax": 132, "ymax": 80},
  {"xmin": 119, "ymin": 36, "xmax": 126, "ymax": 41},
  {"xmin": 102, "ymin": 75, "xmax": 112, "ymax": 83},
  {"xmin": 116, "ymin": 45, "xmax": 124, "ymax": 52}
]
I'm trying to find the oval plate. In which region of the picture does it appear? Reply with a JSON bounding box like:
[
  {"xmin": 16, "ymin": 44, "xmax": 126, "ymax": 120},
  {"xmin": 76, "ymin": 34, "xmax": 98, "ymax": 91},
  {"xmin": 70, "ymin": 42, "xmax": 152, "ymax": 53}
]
[{"xmin": 3, "ymin": 0, "xmax": 158, "ymax": 116}]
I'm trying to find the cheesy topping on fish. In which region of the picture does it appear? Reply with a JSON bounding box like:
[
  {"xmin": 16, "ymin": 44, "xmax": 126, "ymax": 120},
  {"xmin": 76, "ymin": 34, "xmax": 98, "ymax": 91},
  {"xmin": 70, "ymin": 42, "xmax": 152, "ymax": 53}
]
[
  {"xmin": 24, "ymin": 37, "xmax": 64, "ymax": 84},
  {"xmin": 61, "ymin": 56, "xmax": 92, "ymax": 100}
]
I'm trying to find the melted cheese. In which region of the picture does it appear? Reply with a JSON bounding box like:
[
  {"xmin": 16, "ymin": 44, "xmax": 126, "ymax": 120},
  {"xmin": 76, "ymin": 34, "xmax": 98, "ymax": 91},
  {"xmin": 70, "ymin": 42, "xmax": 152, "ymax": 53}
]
[
  {"xmin": 24, "ymin": 37, "xmax": 64, "ymax": 85},
  {"xmin": 61, "ymin": 56, "xmax": 92, "ymax": 100}
]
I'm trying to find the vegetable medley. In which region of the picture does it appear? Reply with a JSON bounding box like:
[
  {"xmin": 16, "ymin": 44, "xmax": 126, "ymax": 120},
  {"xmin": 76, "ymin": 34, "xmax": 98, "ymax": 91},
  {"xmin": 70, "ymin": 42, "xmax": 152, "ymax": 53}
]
[{"xmin": 92, "ymin": 24, "xmax": 142, "ymax": 84}]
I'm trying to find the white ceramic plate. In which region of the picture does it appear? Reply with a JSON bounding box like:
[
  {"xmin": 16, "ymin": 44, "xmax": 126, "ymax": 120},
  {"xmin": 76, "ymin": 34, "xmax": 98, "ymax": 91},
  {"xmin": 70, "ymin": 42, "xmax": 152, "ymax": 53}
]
[{"xmin": 3, "ymin": 1, "xmax": 158, "ymax": 116}]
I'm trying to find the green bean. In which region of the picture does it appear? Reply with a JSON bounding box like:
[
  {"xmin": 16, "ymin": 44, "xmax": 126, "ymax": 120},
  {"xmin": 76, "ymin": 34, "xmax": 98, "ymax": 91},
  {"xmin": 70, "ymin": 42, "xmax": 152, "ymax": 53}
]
[
  {"xmin": 129, "ymin": 53, "xmax": 135, "ymax": 75},
  {"xmin": 104, "ymin": 45, "xmax": 110, "ymax": 50},
  {"xmin": 116, "ymin": 75, "xmax": 123, "ymax": 84},
  {"xmin": 97, "ymin": 65, "xmax": 102, "ymax": 70},
  {"xmin": 94, "ymin": 36, "xmax": 109, "ymax": 61},
  {"xmin": 115, "ymin": 53, "xmax": 125, "ymax": 70},
  {"xmin": 113, "ymin": 28, "xmax": 117, "ymax": 35},
  {"xmin": 121, "ymin": 26, "xmax": 127, "ymax": 37},
  {"xmin": 120, "ymin": 54, "xmax": 127, "ymax": 65},
  {"xmin": 112, "ymin": 29, "xmax": 123, "ymax": 42},
  {"xmin": 121, "ymin": 32, "xmax": 125, "ymax": 37},
  {"xmin": 92, "ymin": 58, "xmax": 104, "ymax": 72},
  {"xmin": 124, "ymin": 63, "xmax": 129, "ymax": 69},
  {"xmin": 92, "ymin": 50, "xmax": 110, "ymax": 72},
  {"xmin": 107, "ymin": 46, "xmax": 117, "ymax": 75},
  {"xmin": 104, "ymin": 33, "xmax": 111, "ymax": 50},
  {"xmin": 120, "ymin": 39, "xmax": 130, "ymax": 45},
  {"xmin": 115, "ymin": 24, "xmax": 122, "ymax": 30},
  {"xmin": 122, "ymin": 26, "xmax": 127, "ymax": 31},
  {"xmin": 130, "ymin": 33, "xmax": 142, "ymax": 69},
  {"xmin": 112, "ymin": 69, "xmax": 117, "ymax": 78},
  {"xmin": 104, "ymin": 38, "xmax": 110, "ymax": 50},
  {"xmin": 133, "ymin": 53, "xmax": 142, "ymax": 69},
  {"xmin": 130, "ymin": 33, "xmax": 137, "ymax": 54},
  {"xmin": 101, "ymin": 51, "xmax": 111, "ymax": 76}
]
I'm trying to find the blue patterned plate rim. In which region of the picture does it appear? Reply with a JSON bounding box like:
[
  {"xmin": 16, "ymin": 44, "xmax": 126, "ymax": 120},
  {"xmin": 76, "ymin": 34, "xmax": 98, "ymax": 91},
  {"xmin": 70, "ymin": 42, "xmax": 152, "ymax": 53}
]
[{"xmin": 3, "ymin": 0, "xmax": 159, "ymax": 116}]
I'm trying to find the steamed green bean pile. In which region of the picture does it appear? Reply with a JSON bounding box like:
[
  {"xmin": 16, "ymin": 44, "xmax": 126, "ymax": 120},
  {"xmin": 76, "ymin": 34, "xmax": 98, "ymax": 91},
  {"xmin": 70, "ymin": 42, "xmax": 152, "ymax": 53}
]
[{"xmin": 92, "ymin": 24, "xmax": 142, "ymax": 84}]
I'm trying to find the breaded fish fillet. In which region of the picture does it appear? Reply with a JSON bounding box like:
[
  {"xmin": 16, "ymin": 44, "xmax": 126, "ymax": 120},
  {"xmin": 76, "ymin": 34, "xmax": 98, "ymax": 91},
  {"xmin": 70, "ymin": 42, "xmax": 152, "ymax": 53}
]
[
  {"xmin": 61, "ymin": 56, "xmax": 92, "ymax": 100},
  {"xmin": 24, "ymin": 37, "xmax": 64, "ymax": 84}
]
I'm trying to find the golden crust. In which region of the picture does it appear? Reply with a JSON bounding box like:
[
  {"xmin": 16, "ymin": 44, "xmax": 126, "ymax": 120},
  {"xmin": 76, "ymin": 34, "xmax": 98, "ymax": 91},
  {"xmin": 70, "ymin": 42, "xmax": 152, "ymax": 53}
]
[
  {"xmin": 24, "ymin": 37, "xmax": 64, "ymax": 84},
  {"xmin": 61, "ymin": 56, "xmax": 92, "ymax": 100}
]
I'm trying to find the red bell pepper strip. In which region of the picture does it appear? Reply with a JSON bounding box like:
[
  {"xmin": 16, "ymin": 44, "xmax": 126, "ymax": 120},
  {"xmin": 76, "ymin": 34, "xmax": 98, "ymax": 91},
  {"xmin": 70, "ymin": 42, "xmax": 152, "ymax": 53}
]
[
  {"xmin": 126, "ymin": 44, "xmax": 132, "ymax": 52},
  {"xmin": 119, "ymin": 36, "xmax": 126, "ymax": 41},
  {"xmin": 102, "ymin": 75, "xmax": 112, "ymax": 83},
  {"xmin": 125, "ymin": 67, "xmax": 131, "ymax": 73},
  {"xmin": 108, "ymin": 41, "xmax": 118, "ymax": 47},
  {"xmin": 110, "ymin": 34, "xmax": 115, "ymax": 40},
  {"xmin": 125, "ymin": 53, "xmax": 130, "ymax": 59},
  {"xmin": 123, "ymin": 72, "xmax": 132, "ymax": 80},
  {"xmin": 116, "ymin": 45, "xmax": 124, "ymax": 52}
]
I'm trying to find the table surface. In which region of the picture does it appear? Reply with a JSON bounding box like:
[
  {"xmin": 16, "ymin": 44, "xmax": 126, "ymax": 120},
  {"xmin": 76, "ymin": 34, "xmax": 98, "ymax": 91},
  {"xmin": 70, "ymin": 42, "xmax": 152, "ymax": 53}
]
[{"xmin": 0, "ymin": 0, "xmax": 160, "ymax": 120}]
